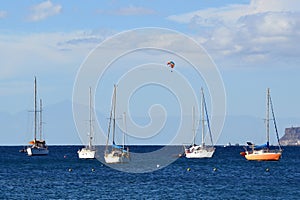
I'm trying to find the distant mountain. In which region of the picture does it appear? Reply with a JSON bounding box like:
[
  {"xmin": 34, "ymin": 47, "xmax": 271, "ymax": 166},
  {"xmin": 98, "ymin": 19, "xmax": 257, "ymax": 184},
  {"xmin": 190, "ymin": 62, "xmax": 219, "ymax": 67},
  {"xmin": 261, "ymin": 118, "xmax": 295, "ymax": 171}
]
[
  {"xmin": 43, "ymin": 100, "xmax": 81, "ymax": 145},
  {"xmin": 1, "ymin": 100, "xmax": 299, "ymax": 145},
  {"xmin": 219, "ymin": 115, "xmax": 300, "ymax": 146},
  {"xmin": 0, "ymin": 100, "xmax": 81, "ymax": 145},
  {"xmin": 279, "ymin": 127, "xmax": 300, "ymax": 146},
  {"xmin": 219, "ymin": 115, "xmax": 265, "ymax": 145}
]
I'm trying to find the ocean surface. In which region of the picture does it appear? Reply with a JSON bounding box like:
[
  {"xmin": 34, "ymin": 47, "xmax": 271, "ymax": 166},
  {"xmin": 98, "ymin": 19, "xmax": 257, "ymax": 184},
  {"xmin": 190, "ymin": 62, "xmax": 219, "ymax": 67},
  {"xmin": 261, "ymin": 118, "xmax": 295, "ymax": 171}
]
[{"xmin": 0, "ymin": 146, "xmax": 299, "ymax": 199}]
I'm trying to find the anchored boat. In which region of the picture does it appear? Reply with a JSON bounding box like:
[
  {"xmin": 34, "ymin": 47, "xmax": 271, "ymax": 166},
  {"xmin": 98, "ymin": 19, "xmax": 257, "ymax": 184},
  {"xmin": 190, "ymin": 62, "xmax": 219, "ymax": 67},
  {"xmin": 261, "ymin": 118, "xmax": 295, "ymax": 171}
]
[
  {"xmin": 104, "ymin": 84, "xmax": 130, "ymax": 164},
  {"xmin": 78, "ymin": 87, "xmax": 96, "ymax": 159},
  {"xmin": 27, "ymin": 77, "xmax": 49, "ymax": 156},
  {"xmin": 185, "ymin": 88, "xmax": 215, "ymax": 158},
  {"xmin": 241, "ymin": 88, "xmax": 282, "ymax": 161}
]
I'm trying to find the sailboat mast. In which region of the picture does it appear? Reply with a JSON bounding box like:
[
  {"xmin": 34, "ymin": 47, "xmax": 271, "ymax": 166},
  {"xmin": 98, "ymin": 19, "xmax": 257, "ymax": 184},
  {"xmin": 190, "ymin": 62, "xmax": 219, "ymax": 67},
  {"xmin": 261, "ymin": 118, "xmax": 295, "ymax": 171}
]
[
  {"xmin": 89, "ymin": 87, "xmax": 92, "ymax": 148},
  {"xmin": 34, "ymin": 77, "xmax": 37, "ymax": 141},
  {"xmin": 112, "ymin": 85, "xmax": 117, "ymax": 145},
  {"xmin": 201, "ymin": 88, "xmax": 205, "ymax": 147},
  {"xmin": 39, "ymin": 99, "xmax": 42, "ymax": 140},
  {"xmin": 192, "ymin": 106, "xmax": 195, "ymax": 145},
  {"xmin": 266, "ymin": 88, "xmax": 270, "ymax": 146},
  {"xmin": 105, "ymin": 85, "xmax": 115, "ymax": 151},
  {"xmin": 123, "ymin": 112, "xmax": 126, "ymax": 149}
]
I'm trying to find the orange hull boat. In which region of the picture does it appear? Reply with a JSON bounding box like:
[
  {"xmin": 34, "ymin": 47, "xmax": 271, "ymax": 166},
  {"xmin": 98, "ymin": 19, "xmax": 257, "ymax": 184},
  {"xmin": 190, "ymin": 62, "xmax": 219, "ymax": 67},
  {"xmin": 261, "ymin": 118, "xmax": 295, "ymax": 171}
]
[
  {"xmin": 245, "ymin": 150, "xmax": 281, "ymax": 161},
  {"xmin": 242, "ymin": 88, "xmax": 283, "ymax": 161}
]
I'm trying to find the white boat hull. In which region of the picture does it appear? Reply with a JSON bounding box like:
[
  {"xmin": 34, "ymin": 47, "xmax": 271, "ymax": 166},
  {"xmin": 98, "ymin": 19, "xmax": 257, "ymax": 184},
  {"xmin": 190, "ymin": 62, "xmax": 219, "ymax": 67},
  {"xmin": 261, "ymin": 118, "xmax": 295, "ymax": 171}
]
[
  {"xmin": 27, "ymin": 147, "xmax": 49, "ymax": 156},
  {"xmin": 185, "ymin": 146, "xmax": 215, "ymax": 158},
  {"xmin": 78, "ymin": 148, "xmax": 96, "ymax": 159},
  {"xmin": 104, "ymin": 151, "xmax": 130, "ymax": 164}
]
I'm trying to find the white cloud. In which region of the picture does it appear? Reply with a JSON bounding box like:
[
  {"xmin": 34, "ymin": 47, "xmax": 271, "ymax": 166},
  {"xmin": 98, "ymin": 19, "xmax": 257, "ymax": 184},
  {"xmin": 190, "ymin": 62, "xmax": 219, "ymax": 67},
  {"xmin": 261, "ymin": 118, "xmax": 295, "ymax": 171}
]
[
  {"xmin": 0, "ymin": 28, "xmax": 217, "ymax": 81},
  {"xmin": 167, "ymin": 0, "xmax": 300, "ymax": 68},
  {"xmin": 97, "ymin": 5, "xmax": 155, "ymax": 16},
  {"xmin": 168, "ymin": 4, "xmax": 250, "ymax": 27},
  {"xmin": 250, "ymin": 0, "xmax": 300, "ymax": 13},
  {"xmin": 168, "ymin": 0, "xmax": 300, "ymax": 26},
  {"xmin": 0, "ymin": 10, "xmax": 7, "ymax": 19},
  {"xmin": 0, "ymin": 30, "xmax": 110, "ymax": 79},
  {"xmin": 116, "ymin": 5, "xmax": 155, "ymax": 15},
  {"xmin": 28, "ymin": 0, "xmax": 62, "ymax": 21}
]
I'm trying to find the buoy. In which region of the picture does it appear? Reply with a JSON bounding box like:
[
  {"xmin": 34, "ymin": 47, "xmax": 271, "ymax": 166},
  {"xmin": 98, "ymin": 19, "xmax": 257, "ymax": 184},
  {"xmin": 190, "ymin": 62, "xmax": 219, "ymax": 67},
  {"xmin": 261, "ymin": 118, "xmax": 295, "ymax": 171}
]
[
  {"xmin": 266, "ymin": 168, "xmax": 270, "ymax": 172},
  {"xmin": 157, "ymin": 164, "xmax": 160, "ymax": 168},
  {"xmin": 68, "ymin": 168, "xmax": 72, "ymax": 172},
  {"xmin": 64, "ymin": 155, "xmax": 67, "ymax": 158},
  {"xmin": 213, "ymin": 167, "xmax": 217, "ymax": 172},
  {"xmin": 187, "ymin": 168, "xmax": 191, "ymax": 171},
  {"xmin": 92, "ymin": 168, "xmax": 95, "ymax": 172}
]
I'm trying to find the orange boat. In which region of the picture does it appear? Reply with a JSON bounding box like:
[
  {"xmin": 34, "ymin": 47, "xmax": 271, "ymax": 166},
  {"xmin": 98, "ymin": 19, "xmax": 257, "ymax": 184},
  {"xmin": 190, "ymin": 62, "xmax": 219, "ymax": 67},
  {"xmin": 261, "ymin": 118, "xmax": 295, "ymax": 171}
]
[
  {"xmin": 241, "ymin": 88, "xmax": 282, "ymax": 161},
  {"xmin": 244, "ymin": 148, "xmax": 281, "ymax": 161}
]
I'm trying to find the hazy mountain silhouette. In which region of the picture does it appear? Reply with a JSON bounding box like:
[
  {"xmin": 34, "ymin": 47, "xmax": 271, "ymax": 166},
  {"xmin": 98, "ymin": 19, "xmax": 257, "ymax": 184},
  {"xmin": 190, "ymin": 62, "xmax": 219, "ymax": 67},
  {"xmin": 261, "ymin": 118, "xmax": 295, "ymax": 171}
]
[{"xmin": 0, "ymin": 100, "xmax": 299, "ymax": 145}]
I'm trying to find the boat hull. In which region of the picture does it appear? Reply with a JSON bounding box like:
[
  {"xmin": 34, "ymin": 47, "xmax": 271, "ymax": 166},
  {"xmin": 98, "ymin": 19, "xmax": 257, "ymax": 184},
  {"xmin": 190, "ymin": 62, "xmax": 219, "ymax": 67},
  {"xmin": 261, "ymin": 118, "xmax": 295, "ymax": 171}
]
[
  {"xmin": 245, "ymin": 151, "xmax": 281, "ymax": 161},
  {"xmin": 104, "ymin": 151, "xmax": 130, "ymax": 164},
  {"xmin": 185, "ymin": 147, "xmax": 215, "ymax": 158},
  {"xmin": 78, "ymin": 148, "xmax": 96, "ymax": 159},
  {"xmin": 27, "ymin": 147, "xmax": 49, "ymax": 156}
]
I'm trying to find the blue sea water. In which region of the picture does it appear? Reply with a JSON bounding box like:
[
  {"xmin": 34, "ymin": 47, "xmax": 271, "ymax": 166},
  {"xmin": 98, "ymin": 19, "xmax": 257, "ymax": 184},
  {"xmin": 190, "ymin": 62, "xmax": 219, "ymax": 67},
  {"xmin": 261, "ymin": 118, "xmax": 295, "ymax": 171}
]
[{"xmin": 0, "ymin": 146, "xmax": 299, "ymax": 199}]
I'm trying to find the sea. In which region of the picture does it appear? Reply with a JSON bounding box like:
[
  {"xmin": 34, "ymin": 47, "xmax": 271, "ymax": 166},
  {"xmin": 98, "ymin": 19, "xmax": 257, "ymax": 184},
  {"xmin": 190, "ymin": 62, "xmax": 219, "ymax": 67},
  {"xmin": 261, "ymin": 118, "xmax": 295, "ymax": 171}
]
[{"xmin": 0, "ymin": 146, "xmax": 299, "ymax": 199}]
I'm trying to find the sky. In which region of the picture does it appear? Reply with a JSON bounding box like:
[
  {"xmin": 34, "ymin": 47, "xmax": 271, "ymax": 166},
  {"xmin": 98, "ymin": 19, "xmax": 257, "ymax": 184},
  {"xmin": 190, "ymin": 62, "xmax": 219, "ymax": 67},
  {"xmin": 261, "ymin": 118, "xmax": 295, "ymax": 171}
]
[{"xmin": 1, "ymin": 0, "xmax": 300, "ymax": 145}]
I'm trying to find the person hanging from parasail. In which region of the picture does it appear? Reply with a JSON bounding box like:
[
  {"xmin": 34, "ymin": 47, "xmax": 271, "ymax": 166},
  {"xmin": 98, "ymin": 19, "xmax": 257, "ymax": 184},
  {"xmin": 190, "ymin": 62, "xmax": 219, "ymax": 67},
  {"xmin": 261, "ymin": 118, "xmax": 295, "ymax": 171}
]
[{"xmin": 167, "ymin": 61, "xmax": 175, "ymax": 72}]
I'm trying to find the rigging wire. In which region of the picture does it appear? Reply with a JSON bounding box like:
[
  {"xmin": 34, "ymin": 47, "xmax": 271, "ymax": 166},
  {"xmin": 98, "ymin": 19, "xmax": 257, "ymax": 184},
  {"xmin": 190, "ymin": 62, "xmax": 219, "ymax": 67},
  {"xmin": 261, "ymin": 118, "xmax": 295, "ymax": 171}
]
[
  {"xmin": 269, "ymin": 95, "xmax": 282, "ymax": 151},
  {"xmin": 203, "ymin": 92, "xmax": 214, "ymax": 146}
]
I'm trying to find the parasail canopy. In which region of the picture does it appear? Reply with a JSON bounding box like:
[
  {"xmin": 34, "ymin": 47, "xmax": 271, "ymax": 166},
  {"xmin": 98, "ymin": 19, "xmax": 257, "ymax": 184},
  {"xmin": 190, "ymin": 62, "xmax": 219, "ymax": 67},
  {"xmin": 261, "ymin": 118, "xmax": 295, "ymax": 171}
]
[{"xmin": 167, "ymin": 61, "xmax": 175, "ymax": 68}]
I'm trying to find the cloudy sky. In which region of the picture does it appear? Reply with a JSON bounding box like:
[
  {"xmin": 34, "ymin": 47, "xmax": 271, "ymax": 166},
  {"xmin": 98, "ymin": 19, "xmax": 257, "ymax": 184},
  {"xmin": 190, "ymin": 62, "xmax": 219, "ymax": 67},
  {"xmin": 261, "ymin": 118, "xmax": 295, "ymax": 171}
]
[{"xmin": 1, "ymin": 0, "xmax": 299, "ymax": 145}]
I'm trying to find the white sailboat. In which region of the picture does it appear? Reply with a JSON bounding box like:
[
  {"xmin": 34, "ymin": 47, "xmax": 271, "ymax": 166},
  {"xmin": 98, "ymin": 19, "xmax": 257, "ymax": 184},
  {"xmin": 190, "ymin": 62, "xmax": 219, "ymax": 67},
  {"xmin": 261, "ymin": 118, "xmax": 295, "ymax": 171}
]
[
  {"xmin": 185, "ymin": 88, "xmax": 215, "ymax": 158},
  {"xmin": 78, "ymin": 87, "xmax": 96, "ymax": 159},
  {"xmin": 27, "ymin": 77, "xmax": 49, "ymax": 156},
  {"xmin": 104, "ymin": 84, "xmax": 130, "ymax": 164}
]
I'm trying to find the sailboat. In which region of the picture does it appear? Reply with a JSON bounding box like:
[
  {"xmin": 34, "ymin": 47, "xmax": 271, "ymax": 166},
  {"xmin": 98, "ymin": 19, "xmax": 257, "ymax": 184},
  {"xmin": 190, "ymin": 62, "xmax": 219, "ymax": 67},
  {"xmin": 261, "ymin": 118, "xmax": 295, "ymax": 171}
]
[
  {"xmin": 241, "ymin": 88, "xmax": 282, "ymax": 161},
  {"xmin": 78, "ymin": 87, "xmax": 96, "ymax": 159},
  {"xmin": 27, "ymin": 77, "xmax": 49, "ymax": 156},
  {"xmin": 104, "ymin": 84, "xmax": 130, "ymax": 164},
  {"xmin": 185, "ymin": 88, "xmax": 215, "ymax": 158}
]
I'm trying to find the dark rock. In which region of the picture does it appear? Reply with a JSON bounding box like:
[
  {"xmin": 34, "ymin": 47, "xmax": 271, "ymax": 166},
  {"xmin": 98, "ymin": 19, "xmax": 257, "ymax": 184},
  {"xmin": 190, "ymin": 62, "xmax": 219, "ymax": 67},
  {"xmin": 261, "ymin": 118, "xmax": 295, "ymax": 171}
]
[{"xmin": 279, "ymin": 127, "xmax": 300, "ymax": 146}]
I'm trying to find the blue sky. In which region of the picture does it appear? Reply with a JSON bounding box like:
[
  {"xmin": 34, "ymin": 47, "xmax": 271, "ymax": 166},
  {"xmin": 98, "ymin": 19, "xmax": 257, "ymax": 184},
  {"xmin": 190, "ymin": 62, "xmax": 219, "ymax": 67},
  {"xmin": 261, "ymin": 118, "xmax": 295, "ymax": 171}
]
[{"xmin": 1, "ymin": 0, "xmax": 300, "ymax": 145}]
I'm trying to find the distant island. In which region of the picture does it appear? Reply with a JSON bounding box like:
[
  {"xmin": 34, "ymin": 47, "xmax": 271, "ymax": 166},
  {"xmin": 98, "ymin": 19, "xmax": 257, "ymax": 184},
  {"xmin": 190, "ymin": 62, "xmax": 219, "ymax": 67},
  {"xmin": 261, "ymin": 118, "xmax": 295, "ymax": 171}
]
[{"xmin": 279, "ymin": 127, "xmax": 300, "ymax": 146}]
